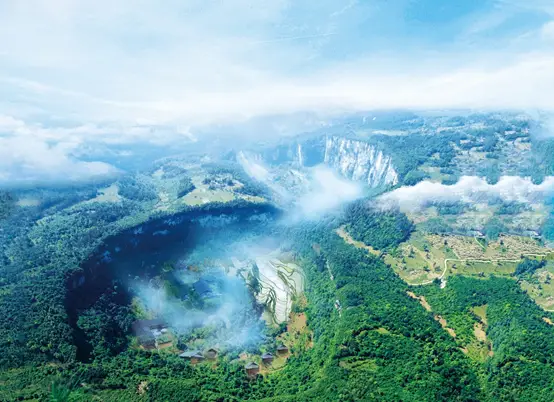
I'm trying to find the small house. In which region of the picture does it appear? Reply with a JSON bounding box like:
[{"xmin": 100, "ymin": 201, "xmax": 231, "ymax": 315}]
[
  {"xmin": 133, "ymin": 318, "xmax": 167, "ymax": 348},
  {"xmin": 276, "ymin": 345, "xmax": 289, "ymax": 355},
  {"xmin": 261, "ymin": 353, "xmax": 274, "ymax": 365},
  {"xmin": 137, "ymin": 334, "xmax": 156, "ymax": 349},
  {"xmin": 179, "ymin": 350, "xmax": 205, "ymax": 364},
  {"xmin": 245, "ymin": 362, "xmax": 259, "ymax": 377},
  {"xmin": 132, "ymin": 318, "xmax": 167, "ymax": 335},
  {"xmin": 205, "ymin": 348, "xmax": 218, "ymax": 360}
]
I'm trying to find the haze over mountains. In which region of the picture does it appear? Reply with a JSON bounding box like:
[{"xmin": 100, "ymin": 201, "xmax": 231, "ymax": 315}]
[{"xmin": 2, "ymin": 1, "xmax": 554, "ymax": 401}]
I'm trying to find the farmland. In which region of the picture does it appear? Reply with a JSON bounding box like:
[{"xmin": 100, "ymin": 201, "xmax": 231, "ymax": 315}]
[{"xmin": 338, "ymin": 227, "xmax": 554, "ymax": 311}]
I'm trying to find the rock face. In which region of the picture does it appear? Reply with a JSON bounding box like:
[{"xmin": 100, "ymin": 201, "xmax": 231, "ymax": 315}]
[
  {"xmin": 239, "ymin": 135, "xmax": 398, "ymax": 188},
  {"xmin": 323, "ymin": 137, "xmax": 398, "ymax": 187},
  {"xmin": 258, "ymin": 137, "xmax": 326, "ymax": 168}
]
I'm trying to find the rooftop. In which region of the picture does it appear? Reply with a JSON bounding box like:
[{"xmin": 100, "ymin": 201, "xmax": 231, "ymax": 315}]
[{"xmin": 179, "ymin": 350, "xmax": 204, "ymax": 359}]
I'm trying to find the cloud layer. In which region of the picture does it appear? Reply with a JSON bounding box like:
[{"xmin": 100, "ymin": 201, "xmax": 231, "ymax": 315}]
[
  {"xmin": 0, "ymin": 134, "xmax": 117, "ymax": 185},
  {"xmin": 296, "ymin": 166, "xmax": 362, "ymax": 220},
  {"xmin": 379, "ymin": 176, "xmax": 554, "ymax": 211},
  {"xmin": 0, "ymin": 0, "xmax": 553, "ymax": 183},
  {"xmin": 1, "ymin": 0, "xmax": 553, "ymax": 126}
]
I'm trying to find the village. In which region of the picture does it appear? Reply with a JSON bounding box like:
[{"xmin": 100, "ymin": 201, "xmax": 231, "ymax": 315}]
[
  {"xmin": 131, "ymin": 309, "xmax": 312, "ymax": 379},
  {"xmin": 130, "ymin": 247, "xmax": 311, "ymax": 380}
]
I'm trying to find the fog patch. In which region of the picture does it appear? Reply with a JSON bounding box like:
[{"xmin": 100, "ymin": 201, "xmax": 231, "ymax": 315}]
[
  {"xmin": 212, "ymin": 236, "xmax": 304, "ymax": 325},
  {"xmin": 292, "ymin": 165, "xmax": 363, "ymax": 221},
  {"xmin": 236, "ymin": 150, "xmax": 293, "ymax": 202},
  {"xmin": 0, "ymin": 135, "xmax": 119, "ymax": 186},
  {"xmin": 236, "ymin": 152, "xmax": 363, "ymax": 221},
  {"xmin": 379, "ymin": 176, "xmax": 554, "ymax": 211},
  {"xmin": 131, "ymin": 265, "xmax": 265, "ymax": 348},
  {"xmin": 237, "ymin": 151, "xmax": 270, "ymax": 181}
]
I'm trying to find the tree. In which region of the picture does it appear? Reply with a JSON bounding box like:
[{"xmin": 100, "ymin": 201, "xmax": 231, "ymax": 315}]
[
  {"xmin": 403, "ymin": 170, "xmax": 430, "ymax": 186},
  {"xmin": 0, "ymin": 191, "xmax": 15, "ymax": 219},
  {"xmin": 344, "ymin": 203, "xmax": 414, "ymax": 250},
  {"xmin": 484, "ymin": 218, "xmax": 506, "ymax": 241},
  {"xmin": 515, "ymin": 258, "xmax": 546, "ymax": 278},
  {"xmin": 176, "ymin": 177, "xmax": 196, "ymax": 198}
]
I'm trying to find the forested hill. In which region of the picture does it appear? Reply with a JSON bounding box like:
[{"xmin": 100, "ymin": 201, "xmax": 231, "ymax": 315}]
[
  {"xmin": 0, "ymin": 182, "xmax": 277, "ymax": 369},
  {"xmin": 2, "ymin": 111, "xmax": 554, "ymax": 400},
  {"xmin": 4, "ymin": 212, "xmax": 554, "ymax": 401}
]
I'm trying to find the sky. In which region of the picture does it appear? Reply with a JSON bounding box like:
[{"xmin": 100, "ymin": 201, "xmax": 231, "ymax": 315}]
[{"xmin": 0, "ymin": 0, "xmax": 553, "ymax": 183}]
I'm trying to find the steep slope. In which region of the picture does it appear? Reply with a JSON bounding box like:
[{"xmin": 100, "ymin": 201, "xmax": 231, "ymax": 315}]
[
  {"xmin": 237, "ymin": 135, "xmax": 399, "ymax": 189},
  {"xmin": 324, "ymin": 136, "xmax": 398, "ymax": 187}
]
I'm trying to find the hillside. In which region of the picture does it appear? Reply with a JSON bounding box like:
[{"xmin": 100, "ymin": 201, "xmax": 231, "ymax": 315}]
[{"xmin": 1, "ymin": 111, "xmax": 554, "ymax": 401}]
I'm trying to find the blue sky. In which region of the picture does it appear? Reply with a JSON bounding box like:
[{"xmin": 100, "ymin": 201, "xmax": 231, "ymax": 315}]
[{"xmin": 0, "ymin": 0, "xmax": 553, "ymax": 182}]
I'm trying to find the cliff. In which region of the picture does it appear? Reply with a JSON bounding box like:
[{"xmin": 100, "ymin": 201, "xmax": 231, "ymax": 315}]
[{"xmin": 323, "ymin": 136, "xmax": 398, "ymax": 187}]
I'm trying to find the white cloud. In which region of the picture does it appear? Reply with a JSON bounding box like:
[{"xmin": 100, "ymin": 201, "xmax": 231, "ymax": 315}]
[
  {"xmin": 0, "ymin": 114, "xmax": 207, "ymax": 184},
  {"xmin": 295, "ymin": 166, "xmax": 362, "ymax": 220},
  {"xmin": 379, "ymin": 176, "xmax": 554, "ymax": 211},
  {"xmin": 0, "ymin": 0, "xmax": 552, "ymax": 128},
  {"xmin": 542, "ymin": 21, "xmax": 554, "ymax": 40},
  {"xmin": 0, "ymin": 0, "xmax": 553, "ymax": 185},
  {"xmin": 0, "ymin": 135, "xmax": 118, "ymax": 185}
]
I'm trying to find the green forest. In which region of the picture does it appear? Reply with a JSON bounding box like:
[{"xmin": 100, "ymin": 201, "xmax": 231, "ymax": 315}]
[
  {"xmin": 2, "ymin": 193, "xmax": 554, "ymax": 401},
  {"xmin": 1, "ymin": 113, "xmax": 554, "ymax": 401}
]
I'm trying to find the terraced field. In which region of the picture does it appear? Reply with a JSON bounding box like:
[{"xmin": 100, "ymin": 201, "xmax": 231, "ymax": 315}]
[
  {"xmin": 255, "ymin": 255, "xmax": 304, "ymax": 324},
  {"xmin": 338, "ymin": 227, "xmax": 554, "ymax": 311},
  {"xmin": 229, "ymin": 249, "xmax": 305, "ymax": 325},
  {"xmin": 520, "ymin": 262, "xmax": 554, "ymax": 311}
]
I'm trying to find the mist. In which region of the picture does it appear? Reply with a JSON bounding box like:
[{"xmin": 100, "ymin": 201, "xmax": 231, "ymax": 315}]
[
  {"xmin": 293, "ymin": 165, "xmax": 363, "ymax": 221},
  {"xmin": 2, "ymin": 0, "xmax": 554, "ymax": 186},
  {"xmin": 236, "ymin": 150, "xmax": 364, "ymax": 222},
  {"xmin": 131, "ymin": 264, "xmax": 265, "ymax": 349},
  {"xmin": 379, "ymin": 176, "xmax": 554, "ymax": 211}
]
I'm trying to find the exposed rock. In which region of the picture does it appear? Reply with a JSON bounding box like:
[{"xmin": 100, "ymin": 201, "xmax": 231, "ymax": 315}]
[{"xmin": 324, "ymin": 136, "xmax": 398, "ymax": 187}]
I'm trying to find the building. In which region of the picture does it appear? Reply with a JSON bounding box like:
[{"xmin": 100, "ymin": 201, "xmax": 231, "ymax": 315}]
[
  {"xmin": 205, "ymin": 348, "xmax": 218, "ymax": 360},
  {"xmin": 132, "ymin": 318, "xmax": 167, "ymax": 348},
  {"xmin": 179, "ymin": 350, "xmax": 205, "ymax": 364},
  {"xmin": 132, "ymin": 318, "xmax": 167, "ymax": 334},
  {"xmin": 245, "ymin": 362, "xmax": 260, "ymax": 377},
  {"xmin": 261, "ymin": 353, "xmax": 274, "ymax": 365},
  {"xmin": 276, "ymin": 345, "xmax": 289, "ymax": 355}
]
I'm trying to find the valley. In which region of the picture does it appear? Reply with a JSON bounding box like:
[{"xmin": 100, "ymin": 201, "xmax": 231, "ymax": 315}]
[{"xmin": 1, "ymin": 111, "xmax": 554, "ymax": 401}]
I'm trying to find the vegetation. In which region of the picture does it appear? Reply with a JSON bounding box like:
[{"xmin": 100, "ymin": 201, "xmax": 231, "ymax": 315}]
[
  {"xmin": 117, "ymin": 175, "xmax": 158, "ymax": 202},
  {"xmin": 373, "ymin": 131, "xmax": 460, "ymax": 182},
  {"xmin": 176, "ymin": 176, "xmax": 196, "ymax": 198},
  {"xmin": 483, "ymin": 218, "xmax": 507, "ymax": 241},
  {"xmin": 419, "ymin": 217, "xmax": 454, "ymax": 234},
  {"xmin": 344, "ymin": 202, "xmax": 414, "ymax": 250},
  {"xmin": 203, "ymin": 162, "xmax": 271, "ymax": 198},
  {"xmin": 0, "ymin": 190, "xmax": 15, "ymax": 219},
  {"xmin": 542, "ymin": 213, "xmax": 554, "ymax": 242},
  {"xmin": 1, "ymin": 112, "xmax": 554, "ymax": 400},
  {"xmin": 417, "ymin": 276, "xmax": 554, "ymax": 401},
  {"xmin": 515, "ymin": 258, "xmax": 546, "ymax": 278}
]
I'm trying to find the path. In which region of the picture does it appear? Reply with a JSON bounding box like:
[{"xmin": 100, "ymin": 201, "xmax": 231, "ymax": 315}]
[
  {"xmin": 410, "ymin": 257, "xmax": 524, "ymax": 286},
  {"xmin": 411, "ymin": 258, "xmax": 452, "ymax": 286},
  {"xmin": 335, "ymin": 226, "xmax": 380, "ymax": 256},
  {"xmin": 336, "ymin": 228, "xmax": 552, "ymax": 292},
  {"xmin": 408, "ymin": 251, "xmax": 551, "ymax": 287},
  {"xmin": 474, "ymin": 236, "xmax": 486, "ymax": 251}
]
